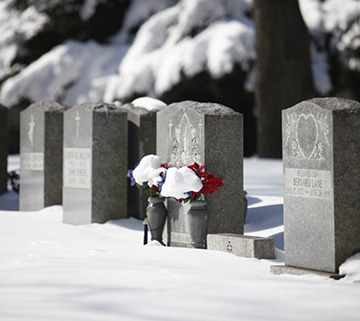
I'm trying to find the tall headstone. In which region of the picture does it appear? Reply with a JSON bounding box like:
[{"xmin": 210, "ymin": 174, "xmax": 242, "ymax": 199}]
[
  {"xmin": 20, "ymin": 101, "xmax": 68, "ymax": 210},
  {"xmin": 0, "ymin": 104, "xmax": 9, "ymax": 194},
  {"xmin": 282, "ymin": 97, "xmax": 360, "ymax": 273},
  {"xmin": 63, "ymin": 103, "xmax": 127, "ymax": 225},
  {"xmin": 157, "ymin": 101, "xmax": 244, "ymax": 247},
  {"xmin": 122, "ymin": 103, "xmax": 156, "ymax": 219}
]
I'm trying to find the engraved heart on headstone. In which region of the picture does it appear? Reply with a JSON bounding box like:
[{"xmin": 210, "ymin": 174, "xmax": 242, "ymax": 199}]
[{"xmin": 296, "ymin": 114, "xmax": 318, "ymax": 159}]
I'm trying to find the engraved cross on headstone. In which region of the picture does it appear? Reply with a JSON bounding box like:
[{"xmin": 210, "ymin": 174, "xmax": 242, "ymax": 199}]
[
  {"xmin": 198, "ymin": 119, "xmax": 203, "ymax": 143},
  {"xmin": 75, "ymin": 111, "xmax": 80, "ymax": 138},
  {"xmin": 168, "ymin": 119, "xmax": 173, "ymax": 140},
  {"xmin": 28, "ymin": 114, "xmax": 35, "ymax": 147}
]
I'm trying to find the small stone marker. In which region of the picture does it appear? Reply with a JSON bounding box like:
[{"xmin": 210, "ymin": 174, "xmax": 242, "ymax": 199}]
[
  {"xmin": 20, "ymin": 101, "xmax": 68, "ymax": 211},
  {"xmin": 157, "ymin": 101, "xmax": 244, "ymax": 247},
  {"xmin": 0, "ymin": 104, "xmax": 8, "ymax": 194},
  {"xmin": 63, "ymin": 103, "xmax": 127, "ymax": 225},
  {"xmin": 122, "ymin": 103, "xmax": 156, "ymax": 219},
  {"xmin": 207, "ymin": 234, "xmax": 275, "ymax": 259},
  {"xmin": 281, "ymin": 97, "xmax": 360, "ymax": 274}
]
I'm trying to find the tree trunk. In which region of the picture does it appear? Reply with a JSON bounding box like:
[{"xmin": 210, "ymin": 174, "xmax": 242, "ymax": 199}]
[{"xmin": 254, "ymin": 0, "xmax": 316, "ymax": 158}]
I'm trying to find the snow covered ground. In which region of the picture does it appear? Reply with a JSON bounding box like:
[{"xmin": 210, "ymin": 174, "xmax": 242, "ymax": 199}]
[{"xmin": 0, "ymin": 157, "xmax": 360, "ymax": 321}]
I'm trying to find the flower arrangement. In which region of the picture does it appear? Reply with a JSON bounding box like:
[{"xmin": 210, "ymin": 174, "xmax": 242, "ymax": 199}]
[
  {"xmin": 127, "ymin": 154, "xmax": 223, "ymax": 202},
  {"xmin": 127, "ymin": 154, "xmax": 167, "ymax": 197}
]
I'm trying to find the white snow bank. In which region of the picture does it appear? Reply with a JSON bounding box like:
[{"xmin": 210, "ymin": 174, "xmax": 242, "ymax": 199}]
[
  {"xmin": 299, "ymin": 0, "xmax": 324, "ymax": 35},
  {"xmin": 300, "ymin": 0, "xmax": 360, "ymax": 77},
  {"xmin": 131, "ymin": 96, "xmax": 167, "ymax": 112},
  {"xmin": 0, "ymin": 40, "xmax": 128, "ymax": 106},
  {"xmin": 0, "ymin": 3, "xmax": 48, "ymax": 80},
  {"xmin": 322, "ymin": 0, "xmax": 360, "ymax": 32},
  {"xmin": 109, "ymin": 0, "xmax": 255, "ymax": 100},
  {"xmin": 339, "ymin": 253, "xmax": 360, "ymax": 282},
  {"xmin": 1, "ymin": 0, "xmax": 359, "ymax": 107},
  {"xmin": 1, "ymin": 158, "xmax": 360, "ymax": 321}
]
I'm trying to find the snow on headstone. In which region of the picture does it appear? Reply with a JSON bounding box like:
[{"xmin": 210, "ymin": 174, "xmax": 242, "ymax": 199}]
[
  {"xmin": 20, "ymin": 101, "xmax": 68, "ymax": 211},
  {"xmin": 281, "ymin": 97, "xmax": 360, "ymax": 273},
  {"xmin": 131, "ymin": 97, "xmax": 167, "ymax": 112},
  {"xmin": 122, "ymin": 98, "xmax": 163, "ymax": 219},
  {"xmin": 63, "ymin": 103, "xmax": 127, "ymax": 225},
  {"xmin": 157, "ymin": 101, "xmax": 244, "ymax": 248},
  {"xmin": 0, "ymin": 104, "xmax": 8, "ymax": 194}
]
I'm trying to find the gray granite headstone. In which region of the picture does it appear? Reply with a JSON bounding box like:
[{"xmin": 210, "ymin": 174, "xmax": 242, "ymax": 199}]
[
  {"xmin": 282, "ymin": 97, "xmax": 360, "ymax": 273},
  {"xmin": 122, "ymin": 103, "xmax": 156, "ymax": 220},
  {"xmin": 20, "ymin": 101, "xmax": 68, "ymax": 211},
  {"xmin": 63, "ymin": 103, "xmax": 127, "ymax": 225},
  {"xmin": 0, "ymin": 104, "xmax": 9, "ymax": 194},
  {"xmin": 157, "ymin": 101, "xmax": 244, "ymax": 247}
]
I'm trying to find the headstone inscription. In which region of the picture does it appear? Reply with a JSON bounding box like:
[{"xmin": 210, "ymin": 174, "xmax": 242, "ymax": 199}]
[
  {"xmin": 20, "ymin": 101, "xmax": 68, "ymax": 211},
  {"xmin": 122, "ymin": 103, "xmax": 156, "ymax": 219},
  {"xmin": 63, "ymin": 103, "xmax": 128, "ymax": 225},
  {"xmin": 0, "ymin": 104, "xmax": 9, "ymax": 194},
  {"xmin": 157, "ymin": 101, "xmax": 244, "ymax": 247},
  {"xmin": 281, "ymin": 97, "xmax": 360, "ymax": 273}
]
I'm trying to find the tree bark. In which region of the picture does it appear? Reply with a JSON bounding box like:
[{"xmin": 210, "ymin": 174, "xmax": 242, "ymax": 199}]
[{"xmin": 254, "ymin": 0, "xmax": 316, "ymax": 158}]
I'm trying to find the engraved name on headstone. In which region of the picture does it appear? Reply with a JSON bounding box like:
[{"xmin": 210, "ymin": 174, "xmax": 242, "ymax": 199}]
[
  {"xmin": 20, "ymin": 101, "xmax": 68, "ymax": 211},
  {"xmin": 63, "ymin": 103, "xmax": 128, "ymax": 225},
  {"xmin": 157, "ymin": 101, "xmax": 244, "ymax": 248},
  {"xmin": 0, "ymin": 104, "xmax": 9, "ymax": 194},
  {"xmin": 63, "ymin": 148, "xmax": 91, "ymax": 189},
  {"xmin": 282, "ymin": 97, "xmax": 360, "ymax": 273}
]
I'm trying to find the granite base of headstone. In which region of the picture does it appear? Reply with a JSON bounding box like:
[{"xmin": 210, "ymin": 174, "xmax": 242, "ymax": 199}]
[
  {"xmin": 207, "ymin": 234, "xmax": 275, "ymax": 259},
  {"xmin": 279, "ymin": 97, "xmax": 360, "ymax": 274},
  {"xmin": 270, "ymin": 265, "xmax": 344, "ymax": 279},
  {"xmin": 20, "ymin": 101, "xmax": 68, "ymax": 211},
  {"xmin": 0, "ymin": 104, "xmax": 9, "ymax": 194},
  {"xmin": 157, "ymin": 101, "xmax": 244, "ymax": 248},
  {"xmin": 122, "ymin": 103, "xmax": 156, "ymax": 220},
  {"xmin": 63, "ymin": 103, "xmax": 127, "ymax": 225}
]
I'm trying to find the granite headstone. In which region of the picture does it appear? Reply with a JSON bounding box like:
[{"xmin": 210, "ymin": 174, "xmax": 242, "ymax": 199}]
[
  {"xmin": 0, "ymin": 104, "xmax": 9, "ymax": 194},
  {"xmin": 122, "ymin": 103, "xmax": 156, "ymax": 220},
  {"xmin": 20, "ymin": 101, "xmax": 68, "ymax": 210},
  {"xmin": 63, "ymin": 103, "xmax": 128, "ymax": 225},
  {"xmin": 282, "ymin": 97, "xmax": 360, "ymax": 273},
  {"xmin": 157, "ymin": 101, "xmax": 244, "ymax": 247}
]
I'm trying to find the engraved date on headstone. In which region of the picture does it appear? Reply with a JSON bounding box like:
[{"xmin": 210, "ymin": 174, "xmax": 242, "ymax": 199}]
[
  {"xmin": 284, "ymin": 168, "xmax": 332, "ymax": 199},
  {"xmin": 21, "ymin": 153, "xmax": 44, "ymax": 171},
  {"xmin": 63, "ymin": 148, "xmax": 91, "ymax": 189}
]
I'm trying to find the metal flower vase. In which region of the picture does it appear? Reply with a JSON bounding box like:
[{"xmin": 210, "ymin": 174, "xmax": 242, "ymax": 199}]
[
  {"xmin": 188, "ymin": 199, "xmax": 208, "ymax": 249},
  {"xmin": 146, "ymin": 197, "xmax": 167, "ymax": 245}
]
